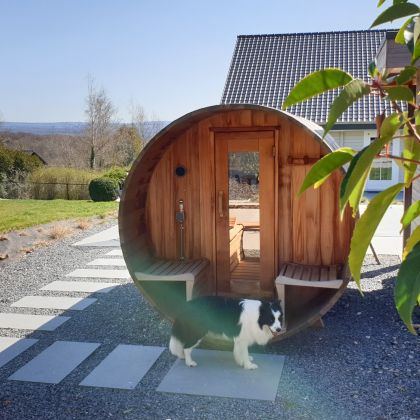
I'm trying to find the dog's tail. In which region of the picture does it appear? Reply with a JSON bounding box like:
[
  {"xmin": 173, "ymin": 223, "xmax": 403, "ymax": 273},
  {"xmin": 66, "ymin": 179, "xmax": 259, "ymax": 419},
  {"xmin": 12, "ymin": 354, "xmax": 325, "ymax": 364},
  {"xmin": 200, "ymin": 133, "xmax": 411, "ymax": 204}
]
[{"xmin": 169, "ymin": 335, "xmax": 184, "ymax": 359}]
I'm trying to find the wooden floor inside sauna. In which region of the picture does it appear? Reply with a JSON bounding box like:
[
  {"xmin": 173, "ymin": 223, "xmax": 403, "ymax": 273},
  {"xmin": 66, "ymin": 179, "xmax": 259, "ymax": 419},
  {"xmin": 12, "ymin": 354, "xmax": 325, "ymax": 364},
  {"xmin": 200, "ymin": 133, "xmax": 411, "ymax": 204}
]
[{"xmin": 229, "ymin": 258, "xmax": 273, "ymax": 298}]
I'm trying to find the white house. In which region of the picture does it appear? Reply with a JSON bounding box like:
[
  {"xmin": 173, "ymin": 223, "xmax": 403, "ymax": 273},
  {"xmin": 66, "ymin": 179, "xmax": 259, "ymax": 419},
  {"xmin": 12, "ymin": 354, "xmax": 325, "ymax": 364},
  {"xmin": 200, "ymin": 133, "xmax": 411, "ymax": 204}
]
[{"xmin": 221, "ymin": 29, "xmax": 403, "ymax": 191}]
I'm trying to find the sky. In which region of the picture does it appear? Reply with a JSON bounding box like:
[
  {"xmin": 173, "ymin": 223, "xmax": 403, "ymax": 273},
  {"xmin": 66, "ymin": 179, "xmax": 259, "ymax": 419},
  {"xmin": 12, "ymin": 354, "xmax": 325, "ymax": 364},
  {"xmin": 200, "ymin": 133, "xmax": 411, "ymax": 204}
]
[{"xmin": 0, "ymin": 0, "xmax": 397, "ymax": 123}]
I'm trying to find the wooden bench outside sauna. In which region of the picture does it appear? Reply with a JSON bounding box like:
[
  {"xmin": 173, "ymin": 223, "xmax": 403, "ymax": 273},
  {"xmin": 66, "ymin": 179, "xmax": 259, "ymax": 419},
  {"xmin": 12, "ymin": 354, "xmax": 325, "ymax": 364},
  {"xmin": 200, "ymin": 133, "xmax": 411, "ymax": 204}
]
[
  {"xmin": 135, "ymin": 258, "xmax": 209, "ymax": 301},
  {"xmin": 275, "ymin": 263, "xmax": 345, "ymax": 325}
]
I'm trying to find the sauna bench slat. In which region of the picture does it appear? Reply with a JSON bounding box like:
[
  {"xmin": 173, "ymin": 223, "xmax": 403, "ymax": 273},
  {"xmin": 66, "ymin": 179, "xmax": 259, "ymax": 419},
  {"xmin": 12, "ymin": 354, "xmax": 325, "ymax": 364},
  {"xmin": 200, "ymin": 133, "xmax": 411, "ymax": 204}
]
[
  {"xmin": 275, "ymin": 263, "xmax": 344, "ymax": 289},
  {"xmin": 135, "ymin": 258, "xmax": 209, "ymax": 301}
]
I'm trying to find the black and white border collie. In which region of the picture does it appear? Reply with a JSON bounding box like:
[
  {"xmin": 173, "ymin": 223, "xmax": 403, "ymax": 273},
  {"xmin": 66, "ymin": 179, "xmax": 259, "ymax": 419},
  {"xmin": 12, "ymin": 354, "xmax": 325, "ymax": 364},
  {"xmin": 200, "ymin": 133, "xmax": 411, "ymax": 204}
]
[{"xmin": 169, "ymin": 296, "xmax": 283, "ymax": 369}]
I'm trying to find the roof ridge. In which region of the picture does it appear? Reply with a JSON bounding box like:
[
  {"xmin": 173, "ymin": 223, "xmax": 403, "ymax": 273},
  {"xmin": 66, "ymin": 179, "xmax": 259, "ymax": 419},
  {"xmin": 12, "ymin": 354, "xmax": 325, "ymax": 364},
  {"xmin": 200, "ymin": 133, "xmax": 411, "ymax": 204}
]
[{"xmin": 237, "ymin": 29, "xmax": 395, "ymax": 38}]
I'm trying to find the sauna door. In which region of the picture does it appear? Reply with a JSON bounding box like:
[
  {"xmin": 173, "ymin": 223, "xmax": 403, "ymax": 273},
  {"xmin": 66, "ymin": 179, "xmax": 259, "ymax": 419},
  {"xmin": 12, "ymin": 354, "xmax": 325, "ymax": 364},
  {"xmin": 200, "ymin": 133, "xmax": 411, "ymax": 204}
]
[{"xmin": 215, "ymin": 131, "xmax": 275, "ymax": 296}]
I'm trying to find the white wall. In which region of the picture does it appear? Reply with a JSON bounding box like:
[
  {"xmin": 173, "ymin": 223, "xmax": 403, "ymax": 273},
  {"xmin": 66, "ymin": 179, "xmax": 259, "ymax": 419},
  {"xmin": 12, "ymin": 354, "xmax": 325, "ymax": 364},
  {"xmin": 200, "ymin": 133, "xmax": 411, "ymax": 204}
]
[{"xmin": 329, "ymin": 129, "xmax": 402, "ymax": 192}]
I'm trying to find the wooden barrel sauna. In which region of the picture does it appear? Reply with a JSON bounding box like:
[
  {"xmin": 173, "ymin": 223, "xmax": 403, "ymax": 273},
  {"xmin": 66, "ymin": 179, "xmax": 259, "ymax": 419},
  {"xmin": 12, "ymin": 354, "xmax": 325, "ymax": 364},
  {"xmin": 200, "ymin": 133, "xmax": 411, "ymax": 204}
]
[{"xmin": 119, "ymin": 104, "xmax": 354, "ymax": 341}]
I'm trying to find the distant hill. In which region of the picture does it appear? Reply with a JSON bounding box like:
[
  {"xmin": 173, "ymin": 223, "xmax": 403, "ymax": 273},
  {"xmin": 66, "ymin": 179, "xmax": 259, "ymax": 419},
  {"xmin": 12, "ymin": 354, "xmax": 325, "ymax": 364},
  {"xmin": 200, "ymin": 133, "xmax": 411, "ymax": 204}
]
[
  {"xmin": 1, "ymin": 122, "xmax": 86, "ymax": 135},
  {"xmin": 1, "ymin": 121, "xmax": 170, "ymax": 139}
]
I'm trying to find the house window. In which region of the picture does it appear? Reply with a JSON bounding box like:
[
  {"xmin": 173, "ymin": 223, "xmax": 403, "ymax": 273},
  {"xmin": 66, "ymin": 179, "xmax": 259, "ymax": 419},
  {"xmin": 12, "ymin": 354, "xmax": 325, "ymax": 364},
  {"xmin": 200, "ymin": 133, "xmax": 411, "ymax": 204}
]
[{"xmin": 369, "ymin": 137, "xmax": 392, "ymax": 181}]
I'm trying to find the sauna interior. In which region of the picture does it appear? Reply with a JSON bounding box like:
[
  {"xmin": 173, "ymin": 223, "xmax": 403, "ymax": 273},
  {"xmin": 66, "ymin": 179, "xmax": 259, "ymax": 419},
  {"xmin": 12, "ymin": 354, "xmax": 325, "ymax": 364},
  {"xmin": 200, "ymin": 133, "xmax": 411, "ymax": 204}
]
[{"xmin": 119, "ymin": 104, "xmax": 354, "ymax": 340}]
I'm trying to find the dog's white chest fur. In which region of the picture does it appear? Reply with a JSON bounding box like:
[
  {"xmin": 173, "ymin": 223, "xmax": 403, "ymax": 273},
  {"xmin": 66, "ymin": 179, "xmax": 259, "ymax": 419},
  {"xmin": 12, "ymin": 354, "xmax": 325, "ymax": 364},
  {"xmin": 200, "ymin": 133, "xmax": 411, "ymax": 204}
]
[{"xmin": 237, "ymin": 300, "xmax": 272, "ymax": 346}]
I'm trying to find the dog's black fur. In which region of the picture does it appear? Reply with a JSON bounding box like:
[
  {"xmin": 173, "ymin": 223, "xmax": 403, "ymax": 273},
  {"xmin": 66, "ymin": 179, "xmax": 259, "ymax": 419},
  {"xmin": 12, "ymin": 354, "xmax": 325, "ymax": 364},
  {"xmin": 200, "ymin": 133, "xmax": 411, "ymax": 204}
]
[{"xmin": 169, "ymin": 296, "xmax": 283, "ymax": 369}]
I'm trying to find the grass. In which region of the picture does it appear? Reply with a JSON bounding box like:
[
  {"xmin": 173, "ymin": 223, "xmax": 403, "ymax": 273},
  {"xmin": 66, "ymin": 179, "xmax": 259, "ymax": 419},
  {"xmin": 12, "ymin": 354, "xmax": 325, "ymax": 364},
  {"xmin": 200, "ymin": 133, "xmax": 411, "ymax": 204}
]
[{"xmin": 0, "ymin": 199, "xmax": 118, "ymax": 233}]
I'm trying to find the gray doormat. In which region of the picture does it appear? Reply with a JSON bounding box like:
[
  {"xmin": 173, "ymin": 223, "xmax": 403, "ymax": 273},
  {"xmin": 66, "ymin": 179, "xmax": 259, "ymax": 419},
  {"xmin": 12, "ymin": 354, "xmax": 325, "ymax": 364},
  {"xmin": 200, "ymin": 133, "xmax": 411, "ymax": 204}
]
[{"xmin": 157, "ymin": 349, "xmax": 285, "ymax": 401}]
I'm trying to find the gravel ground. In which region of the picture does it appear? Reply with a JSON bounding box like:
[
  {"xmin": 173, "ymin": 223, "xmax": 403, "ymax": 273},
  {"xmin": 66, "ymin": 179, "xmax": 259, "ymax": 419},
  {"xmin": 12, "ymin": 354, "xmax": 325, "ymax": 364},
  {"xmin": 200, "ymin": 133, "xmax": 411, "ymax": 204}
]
[{"xmin": 0, "ymin": 222, "xmax": 419, "ymax": 420}]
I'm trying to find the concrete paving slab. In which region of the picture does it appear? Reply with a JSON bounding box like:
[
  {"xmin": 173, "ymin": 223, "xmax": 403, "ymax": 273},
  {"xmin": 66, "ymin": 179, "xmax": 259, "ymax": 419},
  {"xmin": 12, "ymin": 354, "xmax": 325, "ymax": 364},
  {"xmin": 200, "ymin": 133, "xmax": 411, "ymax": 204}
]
[
  {"xmin": 360, "ymin": 204, "xmax": 403, "ymax": 257},
  {"xmin": 80, "ymin": 344, "xmax": 164, "ymax": 389},
  {"xmin": 41, "ymin": 281, "xmax": 119, "ymax": 294},
  {"xmin": 73, "ymin": 225, "xmax": 120, "ymax": 247},
  {"xmin": 105, "ymin": 250, "xmax": 123, "ymax": 256},
  {"xmin": 0, "ymin": 337, "xmax": 38, "ymax": 368},
  {"xmin": 367, "ymin": 237, "xmax": 403, "ymax": 259},
  {"xmin": 66, "ymin": 269, "xmax": 130, "ymax": 280},
  {"xmin": 87, "ymin": 258, "xmax": 126, "ymax": 267},
  {"xmin": 9, "ymin": 341, "xmax": 100, "ymax": 384},
  {"xmin": 0, "ymin": 313, "xmax": 70, "ymax": 331},
  {"xmin": 157, "ymin": 349, "xmax": 285, "ymax": 401},
  {"xmin": 11, "ymin": 296, "xmax": 97, "ymax": 311}
]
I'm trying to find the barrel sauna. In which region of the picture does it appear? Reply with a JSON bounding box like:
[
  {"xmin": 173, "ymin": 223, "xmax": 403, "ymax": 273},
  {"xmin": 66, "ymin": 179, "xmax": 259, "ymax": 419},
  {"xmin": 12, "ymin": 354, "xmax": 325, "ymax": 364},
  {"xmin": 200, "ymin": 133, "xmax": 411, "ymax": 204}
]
[{"xmin": 119, "ymin": 104, "xmax": 354, "ymax": 341}]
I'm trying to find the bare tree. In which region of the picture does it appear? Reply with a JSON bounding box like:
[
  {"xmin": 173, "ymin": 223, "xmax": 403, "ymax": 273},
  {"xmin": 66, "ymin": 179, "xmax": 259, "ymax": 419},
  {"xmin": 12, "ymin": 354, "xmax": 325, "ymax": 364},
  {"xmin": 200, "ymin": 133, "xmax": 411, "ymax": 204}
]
[
  {"xmin": 84, "ymin": 76, "xmax": 117, "ymax": 169},
  {"xmin": 129, "ymin": 102, "xmax": 163, "ymax": 143}
]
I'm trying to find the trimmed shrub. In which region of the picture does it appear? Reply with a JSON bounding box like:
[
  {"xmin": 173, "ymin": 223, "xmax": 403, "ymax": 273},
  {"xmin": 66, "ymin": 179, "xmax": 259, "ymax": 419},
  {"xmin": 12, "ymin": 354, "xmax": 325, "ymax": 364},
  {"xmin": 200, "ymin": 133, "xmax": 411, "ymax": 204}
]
[{"xmin": 89, "ymin": 177, "xmax": 119, "ymax": 202}]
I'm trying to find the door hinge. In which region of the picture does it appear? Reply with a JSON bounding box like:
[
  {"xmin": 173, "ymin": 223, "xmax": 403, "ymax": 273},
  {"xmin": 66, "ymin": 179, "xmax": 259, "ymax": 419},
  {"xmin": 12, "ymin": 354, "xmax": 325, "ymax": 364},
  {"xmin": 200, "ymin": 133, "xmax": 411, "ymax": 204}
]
[{"xmin": 272, "ymin": 146, "xmax": 276, "ymax": 157}]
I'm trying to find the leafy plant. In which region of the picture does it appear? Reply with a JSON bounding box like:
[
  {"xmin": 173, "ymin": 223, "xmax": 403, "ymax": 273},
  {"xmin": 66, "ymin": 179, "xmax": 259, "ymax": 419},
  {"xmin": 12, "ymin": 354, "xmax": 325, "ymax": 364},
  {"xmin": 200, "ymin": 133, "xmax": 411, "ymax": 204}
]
[
  {"xmin": 103, "ymin": 166, "xmax": 128, "ymax": 189},
  {"xmin": 88, "ymin": 177, "xmax": 119, "ymax": 202},
  {"xmin": 283, "ymin": 0, "xmax": 420, "ymax": 333}
]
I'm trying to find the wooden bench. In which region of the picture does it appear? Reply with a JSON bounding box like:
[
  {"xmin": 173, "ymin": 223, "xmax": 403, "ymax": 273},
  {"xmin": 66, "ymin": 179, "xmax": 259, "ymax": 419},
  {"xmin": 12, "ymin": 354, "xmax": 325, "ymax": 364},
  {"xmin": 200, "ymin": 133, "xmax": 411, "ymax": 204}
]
[
  {"xmin": 275, "ymin": 263, "xmax": 344, "ymax": 326},
  {"xmin": 135, "ymin": 258, "xmax": 209, "ymax": 301}
]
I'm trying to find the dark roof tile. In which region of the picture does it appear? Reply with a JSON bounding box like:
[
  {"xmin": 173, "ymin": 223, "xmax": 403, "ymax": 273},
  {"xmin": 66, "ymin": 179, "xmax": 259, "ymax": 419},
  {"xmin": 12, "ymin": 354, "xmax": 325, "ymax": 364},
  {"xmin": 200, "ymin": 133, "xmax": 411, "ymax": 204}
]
[{"xmin": 221, "ymin": 30, "xmax": 391, "ymax": 125}]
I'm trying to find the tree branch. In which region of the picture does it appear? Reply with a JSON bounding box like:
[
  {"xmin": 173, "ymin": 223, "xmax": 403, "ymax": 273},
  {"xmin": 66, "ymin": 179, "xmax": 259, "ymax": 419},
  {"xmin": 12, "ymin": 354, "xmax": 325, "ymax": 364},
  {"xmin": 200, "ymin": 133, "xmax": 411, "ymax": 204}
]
[{"xmin": 381, "ymin": 154, "xmax": 420, "ymax": 165}]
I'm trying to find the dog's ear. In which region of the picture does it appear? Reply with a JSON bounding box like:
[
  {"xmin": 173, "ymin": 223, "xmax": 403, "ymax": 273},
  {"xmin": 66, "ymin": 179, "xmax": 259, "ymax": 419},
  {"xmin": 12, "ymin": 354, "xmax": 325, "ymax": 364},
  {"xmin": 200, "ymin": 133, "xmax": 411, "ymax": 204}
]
[
  {"xmin": 258, "ymin": 302, "xmax": 274, "ymax": 329},
  {"xmin": 270, "ymin": 301, "xmax": 282, "ymax": 315}
]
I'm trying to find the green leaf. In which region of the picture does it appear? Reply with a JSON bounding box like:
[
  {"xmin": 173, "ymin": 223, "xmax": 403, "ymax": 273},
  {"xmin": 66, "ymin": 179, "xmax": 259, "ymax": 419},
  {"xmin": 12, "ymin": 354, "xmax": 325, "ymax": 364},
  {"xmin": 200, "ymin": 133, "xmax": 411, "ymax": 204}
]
[
  {"xmin": 412, "ymin": 38, "xmax": 420, "ymax": 64},
  {"xmin": 395, "ymin": 241, "xmax": 420, "ymax": 334},
  {"xmin": 282, "ymin": 69, "xmax": 353, "ymax": 109},
  {"xmin": 349, "ymin": 183, "xmax": 404, "ymax": 286},
  {"xmin": 299, "ymin": 148, "xmax": 356, "ymax": 195},
  {"xmin": 415, "ymin": 15, "xmax": 420, "ymax": 43},
  {"xmin": 368, "ymin": 61, "xmax": 377, "ymax": 78},
  {"xmin": 395, "ymin": 65, "xmax": 417, "ymax": 84},
  {"xmin": 402, "ymin": 135, "xmax": 420, "ymax": 185},
  {"xmin": 377, "ymin": 0, "xmax": 386, "ymax": 6},
  {"xmin": 371, "ymin": 3, "xmax": 420, "ymax": 28},
  {"xmin": 347, "ymin": 170, "xmax": 370, "ymax": 218},
  {"xmin": 385, "ymin": 86, "xmax": 415, "ymax": 101},
  {"xmin": 401, "ymin": 200, "xmax": 420, "ymax": 231},
  {"xmin": 403, "ymin": 225, "xmax": 420, "ymax": 259},
  {"xmin": 339, "ymin": 113, "xmax": 404, "ymax": 213},
  {"xmin": 340, "ymin": 148, "xmax": 368, "ymax": 216},
  {"xmin": 324, "ymin": 80, "xmax": 371, "ymax": 136},
  {"xmin": 396, "ymin": 17, "xmax": 413, "ymax": 44}
]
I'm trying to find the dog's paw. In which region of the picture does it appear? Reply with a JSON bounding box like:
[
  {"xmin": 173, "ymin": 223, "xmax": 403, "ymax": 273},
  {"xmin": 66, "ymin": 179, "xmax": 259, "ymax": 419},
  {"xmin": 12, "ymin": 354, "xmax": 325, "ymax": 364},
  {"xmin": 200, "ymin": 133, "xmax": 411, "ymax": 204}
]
[
  {"xmin": 244, "ymin": 362, "xmax": 258, "ymax": 370},
  {"xmin": 186, "ymin": 360, "xmax": 197, "ymax": 367}
]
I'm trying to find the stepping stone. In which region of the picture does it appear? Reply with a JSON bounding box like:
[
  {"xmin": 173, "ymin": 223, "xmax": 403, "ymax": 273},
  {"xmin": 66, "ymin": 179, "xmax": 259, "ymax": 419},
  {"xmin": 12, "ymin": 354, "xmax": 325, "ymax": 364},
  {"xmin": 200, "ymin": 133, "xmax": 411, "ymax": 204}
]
[
  {"xmin": 66, "ymin": 269, "xmax": 130, "ymax": 280},
  {"xmin": 0, "ymin": 337, "xmax": 38, "ymax": 368},
  {"xmin": 11, "ymin": 296, "xmax": 97, "ymax": 311},
  {"xmin": 80, "ymin": 344, "xmax": 164, "ymax": 389},
  {"xmin": 157, "ymin": 349, "xmax": 285, "ymax": 401},
  {"xmin": 9, "ymin": 340, "xmax": 100, "ymax": 384},
  {"xmin": 41, "ymin": 281, "xmax": 119, "ymax": 294},
  {"xmin": 105, "ymin": 250, "xmax": 123, "ymax": 256},
  {"xmin": 87, "ymin": 258, "xmax": 126, "ymax": 267},
  {"xmin": 0, "ymin": 313, "xmax": 70, "ymax": 331},
  {"xmin": 73, "ymin": 226, "xmax": 120, "ymax": 247}
]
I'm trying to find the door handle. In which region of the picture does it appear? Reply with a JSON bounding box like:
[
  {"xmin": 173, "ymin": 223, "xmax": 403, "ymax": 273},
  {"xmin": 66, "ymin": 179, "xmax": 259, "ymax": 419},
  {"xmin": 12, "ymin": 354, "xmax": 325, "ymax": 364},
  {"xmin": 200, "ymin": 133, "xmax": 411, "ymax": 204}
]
[{"xmin": 218, "ymin": 191, "xmax": 224, "ymax": 217}]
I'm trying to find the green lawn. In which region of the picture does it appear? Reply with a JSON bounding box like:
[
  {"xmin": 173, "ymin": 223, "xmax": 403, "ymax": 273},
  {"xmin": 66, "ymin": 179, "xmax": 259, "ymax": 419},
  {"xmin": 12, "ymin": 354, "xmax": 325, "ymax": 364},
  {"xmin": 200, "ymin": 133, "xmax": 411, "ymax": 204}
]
[{"xmin": 0, "ymin": 199, "xmax": 119, "ymax": 233}]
